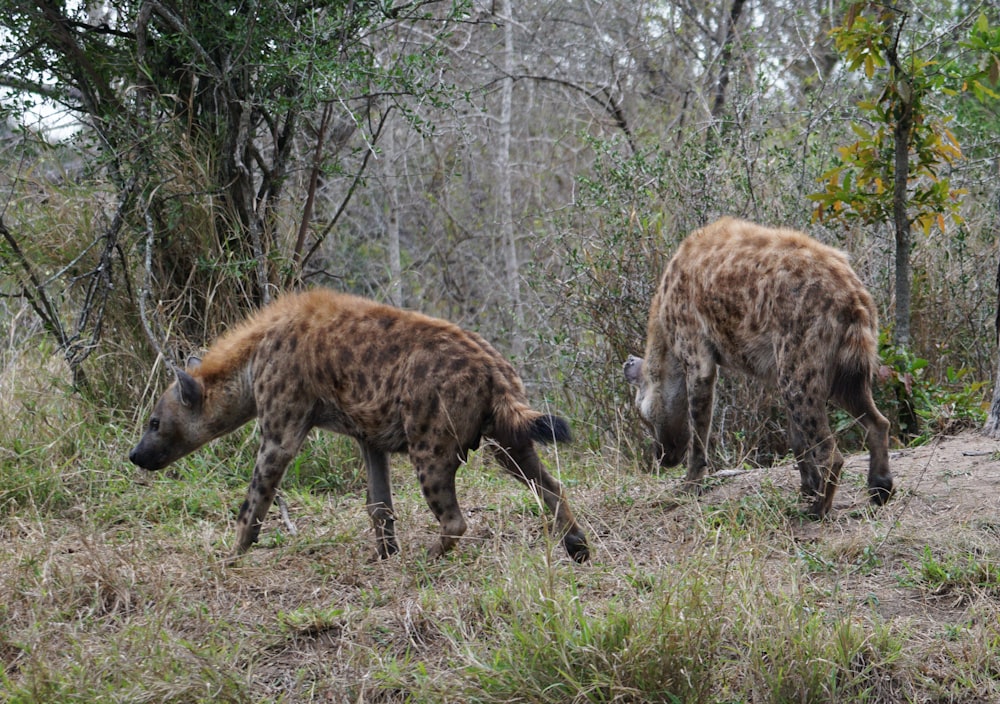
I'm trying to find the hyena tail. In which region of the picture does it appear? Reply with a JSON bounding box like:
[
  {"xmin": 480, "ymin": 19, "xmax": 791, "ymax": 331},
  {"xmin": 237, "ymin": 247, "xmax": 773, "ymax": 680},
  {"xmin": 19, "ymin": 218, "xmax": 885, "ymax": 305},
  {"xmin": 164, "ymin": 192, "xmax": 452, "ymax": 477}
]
[
  {"xmin": 832, "ymin": 298, "xmax": 880, "ymax": 401},
  {"xmin": 491, "ymin": 391, "xmax": 571, "ymax": 447},
  {"xmin": 526, "ymin": 413, "xmax": 572, "ymax": 445}
]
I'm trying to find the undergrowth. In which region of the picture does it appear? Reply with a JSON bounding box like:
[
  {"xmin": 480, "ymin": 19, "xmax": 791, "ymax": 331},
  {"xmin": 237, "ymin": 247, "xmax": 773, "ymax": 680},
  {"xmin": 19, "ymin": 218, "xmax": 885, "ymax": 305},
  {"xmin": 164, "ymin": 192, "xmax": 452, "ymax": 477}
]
[{"xmin": 2, "ymin": 354, "xmax": 999, "ymax": 703}]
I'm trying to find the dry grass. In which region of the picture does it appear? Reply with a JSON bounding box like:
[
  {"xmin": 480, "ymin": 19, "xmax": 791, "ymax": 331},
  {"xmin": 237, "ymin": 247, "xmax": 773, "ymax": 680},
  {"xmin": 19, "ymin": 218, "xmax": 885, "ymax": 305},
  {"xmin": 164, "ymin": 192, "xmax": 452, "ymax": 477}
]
[{"xmin": 2, "ymin": 352, "xmax": 1000, "ymax": 703}]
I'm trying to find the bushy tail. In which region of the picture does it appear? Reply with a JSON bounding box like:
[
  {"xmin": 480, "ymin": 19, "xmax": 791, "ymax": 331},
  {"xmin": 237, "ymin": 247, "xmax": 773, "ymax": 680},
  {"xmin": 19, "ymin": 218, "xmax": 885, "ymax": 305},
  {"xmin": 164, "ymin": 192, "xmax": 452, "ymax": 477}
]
[
  {"xmin": 832, "ymin": 297, "xmax": 880, "ymax": 402},
  {"xmin": 490, "ymin": 382, "xmax": 572, "ymax": 446},
  {"xmin": 527, "ymin": 413, "xmax": 572, "ymax": 444}
]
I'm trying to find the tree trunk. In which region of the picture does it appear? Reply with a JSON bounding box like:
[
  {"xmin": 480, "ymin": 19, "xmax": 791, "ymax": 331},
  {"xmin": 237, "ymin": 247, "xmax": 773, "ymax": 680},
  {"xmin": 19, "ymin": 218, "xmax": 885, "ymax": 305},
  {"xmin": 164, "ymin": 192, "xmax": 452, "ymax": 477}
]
[
  {"xmin": 983, "ymin": 253, "xmax": 1000, "ymax": 438},
  {"xmin": 892, "ymin": 90, "xmax": 913, "ymax": 348},
  {"xmin": 710, "ymin": 0, "xmax": 746, "ymax": 120},
  {"xmin": 498, "ymin": 0, "xmax": 524, "ymax": 357},
  {"xmin": 384, "ymin": 117, "xmax": 403, "ymax": 308}
]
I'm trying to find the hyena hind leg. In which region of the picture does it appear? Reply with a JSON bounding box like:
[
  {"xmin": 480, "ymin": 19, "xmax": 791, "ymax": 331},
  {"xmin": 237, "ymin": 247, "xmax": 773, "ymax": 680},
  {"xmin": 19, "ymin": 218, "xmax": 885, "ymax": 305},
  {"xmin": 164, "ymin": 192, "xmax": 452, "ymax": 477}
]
[
  {"xmin": 411, "ymin": 450, "xmax": 467, "ymax": 559},
  {"xmin": 360, "ymin": 441, "xmax": 398, "ymax": 560},
  {"xmin": 492, "ymin": 441, "xmax": 590, "ymax": 563},
  {"xmin": 833, "ymin": 385, "xmax": 894, "ymax": 506}
]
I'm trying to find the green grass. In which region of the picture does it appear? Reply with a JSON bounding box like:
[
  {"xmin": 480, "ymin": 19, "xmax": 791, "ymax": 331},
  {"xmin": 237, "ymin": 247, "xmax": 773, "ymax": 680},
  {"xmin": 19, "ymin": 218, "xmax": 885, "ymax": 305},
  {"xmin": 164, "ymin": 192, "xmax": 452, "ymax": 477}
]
[
  {"xmin": 903, "ymin": 546, "xmax": 1000, "ymax": 598},
  {"xmin": 2, "ymin": 374, "xmax": 1000, "ymax": 702}
]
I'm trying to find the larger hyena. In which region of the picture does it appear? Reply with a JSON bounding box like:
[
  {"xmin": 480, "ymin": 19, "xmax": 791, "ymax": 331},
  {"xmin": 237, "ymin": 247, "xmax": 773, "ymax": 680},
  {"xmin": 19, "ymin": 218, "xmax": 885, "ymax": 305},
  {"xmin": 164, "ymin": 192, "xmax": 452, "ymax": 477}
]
[
  {"xmin": 624, "ymin": 218, "xmax": 893, "ymax": 517},
  {"xmin": 129, "ymin": 289, "xmax": 589, "ymax": 563}
]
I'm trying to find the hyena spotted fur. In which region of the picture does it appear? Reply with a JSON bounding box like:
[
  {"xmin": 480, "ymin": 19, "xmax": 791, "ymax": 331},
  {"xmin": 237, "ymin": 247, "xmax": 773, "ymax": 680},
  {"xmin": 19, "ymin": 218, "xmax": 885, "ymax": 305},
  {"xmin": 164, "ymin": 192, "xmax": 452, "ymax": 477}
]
[
  {"xmin": 129, "ymin": 289, "xmax": 589, "ymax": 563},
  {"xmin": 624, "ymin": 217, "xmax": 893, "ymax": 517}
]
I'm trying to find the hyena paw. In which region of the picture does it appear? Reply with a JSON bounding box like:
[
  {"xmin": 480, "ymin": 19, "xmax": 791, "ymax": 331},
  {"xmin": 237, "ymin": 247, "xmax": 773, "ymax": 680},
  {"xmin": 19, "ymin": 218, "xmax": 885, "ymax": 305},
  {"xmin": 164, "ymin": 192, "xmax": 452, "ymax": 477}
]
[
  {"xmin": 679, "ymin": 475, "xmax": 707, "ymax": 496},
  {"xmin": 564, "ymin": 532, "xmax": 590, "ymax": 564},
  {"xmin": 221, "ymin": 551, "xmax": 245, "ymax": 568},
  {"xmin": 369, "ymin": 539, "xmax": 400, "ymax": 563},
  {"xmin": 799, "ymin": 483, "xmax": 823, "ymax": 500},
  {"xmin": 426, "ymin": 541, "xmax": 450, "ymax": 560},
  {"xmin": 868, "ymin": 480, "xmax": 894, "ymax": 507},
  {"xmin": 806, "ymin": 497, "xmax": 830, "ymax": 520}
]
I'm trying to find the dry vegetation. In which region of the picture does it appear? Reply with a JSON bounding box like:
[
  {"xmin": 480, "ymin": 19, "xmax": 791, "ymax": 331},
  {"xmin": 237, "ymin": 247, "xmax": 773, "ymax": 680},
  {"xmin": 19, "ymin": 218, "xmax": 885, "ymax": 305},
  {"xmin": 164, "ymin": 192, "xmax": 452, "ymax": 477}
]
[{"xmin": 2, "ymin": 346, "xmax": 999, "ymax": 704}]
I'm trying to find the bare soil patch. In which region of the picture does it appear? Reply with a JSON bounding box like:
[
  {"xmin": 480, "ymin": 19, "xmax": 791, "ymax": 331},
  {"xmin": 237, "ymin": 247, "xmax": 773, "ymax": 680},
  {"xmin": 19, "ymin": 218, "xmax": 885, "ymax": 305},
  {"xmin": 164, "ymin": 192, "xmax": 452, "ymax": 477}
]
[{"xmin": 621, "ymin": 429, "xmax": 1000, "ymax": 634}]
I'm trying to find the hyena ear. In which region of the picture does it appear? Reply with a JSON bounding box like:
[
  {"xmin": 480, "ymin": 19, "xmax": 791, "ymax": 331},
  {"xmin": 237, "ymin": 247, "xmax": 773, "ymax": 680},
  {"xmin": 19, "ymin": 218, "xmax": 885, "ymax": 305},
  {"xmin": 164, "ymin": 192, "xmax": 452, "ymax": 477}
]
[
  {"xmin": 175, "ymin": 368, "xmax": 204, "ymax": 408},
  {"xmin": 623, "ymin": 355, "xmax": 644, "ymax": 386},
  {"xmin": 186, "ymin": 355, "xmax": 202, "ymax": 371}
]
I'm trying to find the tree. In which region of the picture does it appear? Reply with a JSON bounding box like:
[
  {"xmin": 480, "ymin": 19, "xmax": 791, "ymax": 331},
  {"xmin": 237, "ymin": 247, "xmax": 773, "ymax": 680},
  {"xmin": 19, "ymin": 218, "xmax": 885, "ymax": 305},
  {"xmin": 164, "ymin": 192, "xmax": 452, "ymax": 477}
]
[
  {"xmin": 0, "ymin": 0, "xmax": 462, "ymax": 383},
  {"xmin": 810, "ymin": 2, "xmax": 999, "ymax": 348}
]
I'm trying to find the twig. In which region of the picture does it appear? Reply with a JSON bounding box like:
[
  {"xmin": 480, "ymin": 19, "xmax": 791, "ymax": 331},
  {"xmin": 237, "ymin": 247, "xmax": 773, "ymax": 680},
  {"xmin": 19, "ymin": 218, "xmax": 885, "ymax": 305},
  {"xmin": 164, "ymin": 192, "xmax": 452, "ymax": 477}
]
[
  {"xmin": 138, "ymin": 207, "xmax": 169, "ymax": 364},
  {"xmin": 275, "ymin": 494, "xmax": 298, "ymax": 536}
]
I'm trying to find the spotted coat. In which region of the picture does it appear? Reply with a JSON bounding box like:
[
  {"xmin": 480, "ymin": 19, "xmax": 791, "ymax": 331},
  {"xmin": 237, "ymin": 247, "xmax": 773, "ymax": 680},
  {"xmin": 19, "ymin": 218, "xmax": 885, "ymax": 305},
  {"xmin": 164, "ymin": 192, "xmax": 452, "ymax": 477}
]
[
  {"xmin": 130, "ymin": 289, "xmax": 589, "ymax": 562},
  {"xmin": 624, "ymin": 217, "xmax": 893, "ymax": 516}
]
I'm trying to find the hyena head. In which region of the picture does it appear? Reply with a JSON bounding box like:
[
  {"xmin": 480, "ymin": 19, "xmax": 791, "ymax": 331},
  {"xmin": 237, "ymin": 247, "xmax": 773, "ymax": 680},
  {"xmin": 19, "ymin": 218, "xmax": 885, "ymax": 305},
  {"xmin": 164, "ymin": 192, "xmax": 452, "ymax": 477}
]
[
  {"xmin": 129, "ymin": 361, "xmax": 214, "ymax": 471},
  {"xmin": 623, "ymin": 354, "xmax": 689, "ymax": 467}
]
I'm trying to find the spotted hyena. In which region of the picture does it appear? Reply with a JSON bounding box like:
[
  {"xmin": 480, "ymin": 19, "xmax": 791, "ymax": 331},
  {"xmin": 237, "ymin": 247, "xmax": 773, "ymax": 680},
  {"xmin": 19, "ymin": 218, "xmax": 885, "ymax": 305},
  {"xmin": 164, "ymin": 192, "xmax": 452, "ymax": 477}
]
[
  {"xmin": 129, "ymin": 289, "xmax": 589, "ymax": 563},
  {"xmin": 624, "ymin": 217, "xmax": 893, "ymax": 517}
]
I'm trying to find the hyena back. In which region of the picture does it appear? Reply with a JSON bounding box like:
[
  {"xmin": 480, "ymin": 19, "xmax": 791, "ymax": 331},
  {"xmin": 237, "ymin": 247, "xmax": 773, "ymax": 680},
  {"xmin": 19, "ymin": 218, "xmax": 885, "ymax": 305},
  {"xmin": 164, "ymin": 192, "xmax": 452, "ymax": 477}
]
[
  {"xmin": 624, "ymin": 217, "xmax": 893, "ymax": 517},
  {"xmin": 129, "ymin": 289, "xmax": 589, "ymax": 563}
]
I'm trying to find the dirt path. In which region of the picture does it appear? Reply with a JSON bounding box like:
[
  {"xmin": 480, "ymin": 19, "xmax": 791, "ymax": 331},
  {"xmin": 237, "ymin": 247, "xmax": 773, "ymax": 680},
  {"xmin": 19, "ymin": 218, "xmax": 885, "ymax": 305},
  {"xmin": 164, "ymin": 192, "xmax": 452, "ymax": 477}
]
[{"xmin": 688, "ymin": 430, "xmax": 1000, "ymax": 630}]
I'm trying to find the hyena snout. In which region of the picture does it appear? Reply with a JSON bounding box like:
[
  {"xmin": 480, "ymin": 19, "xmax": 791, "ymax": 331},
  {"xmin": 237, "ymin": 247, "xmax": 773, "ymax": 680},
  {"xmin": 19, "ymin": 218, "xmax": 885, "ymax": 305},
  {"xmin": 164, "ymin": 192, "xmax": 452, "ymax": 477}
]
[
  {"xmin": 623, "ymin": 355, "xmax": 643, "ymax": 386},
  {"xmin": 128, "ymin": 428, "xmax": 194, "ymax": 471},
  {"xmin": 128, "ymin": 441, "xmax": 169, "ymax": 471}
]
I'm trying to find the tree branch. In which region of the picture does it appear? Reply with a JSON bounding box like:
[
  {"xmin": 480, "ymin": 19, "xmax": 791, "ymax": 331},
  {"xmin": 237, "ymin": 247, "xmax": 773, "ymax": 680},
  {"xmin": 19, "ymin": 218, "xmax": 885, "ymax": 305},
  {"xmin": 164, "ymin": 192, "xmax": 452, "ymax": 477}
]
[
  {"xmin": 483, "ymin": 72, "xmax": 634, "ymax": 151},
  {"xmin": 301, "ymin": 107, "xmax": 388, "ymax": 271}
]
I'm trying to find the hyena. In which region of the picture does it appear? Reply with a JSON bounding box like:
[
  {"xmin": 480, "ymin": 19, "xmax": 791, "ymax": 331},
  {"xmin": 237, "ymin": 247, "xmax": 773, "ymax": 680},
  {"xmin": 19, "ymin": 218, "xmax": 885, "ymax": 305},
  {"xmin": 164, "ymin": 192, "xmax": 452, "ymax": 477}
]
[
  {"xmin": 624, "ymin": 217, "xmax": 893, "ymax": 517},
  {"xmin": 129, "ymin": 289, "xmax": 589, "ymax": 563}
]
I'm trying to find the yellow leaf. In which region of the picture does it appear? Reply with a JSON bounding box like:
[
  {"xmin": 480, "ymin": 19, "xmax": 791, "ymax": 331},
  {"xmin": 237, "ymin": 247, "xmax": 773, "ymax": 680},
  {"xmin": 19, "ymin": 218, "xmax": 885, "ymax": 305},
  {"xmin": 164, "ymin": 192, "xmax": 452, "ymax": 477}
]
[
  {"xmin": 850, "ymin": 123, "xmax": 871, "ymax": 140},
  {"xmin": 919, "ymin": 214, "xmax": 933, "ymax": 235}
]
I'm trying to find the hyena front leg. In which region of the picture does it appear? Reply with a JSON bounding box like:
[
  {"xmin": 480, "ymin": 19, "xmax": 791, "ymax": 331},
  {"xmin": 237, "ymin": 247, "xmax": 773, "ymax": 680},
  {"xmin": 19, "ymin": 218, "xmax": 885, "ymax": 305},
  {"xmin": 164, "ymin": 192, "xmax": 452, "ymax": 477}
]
[
  {"xmin": 783, "ymin": 382, "xmax": 842, "ymax": 517},
  {"xmin": 787, "ymin": 419, "xmax": 822, "ymax": 499},
  {"xmin": 812, "ymin": 432, "xmax": 843, "ymax": 519},
  {"xmin": 359, "ymin": 441, "xmax": 398, "ymax": 559},
  {"xmin": 234, "ymin": 425, "xmax": 307, "ymax": 555},
  {"xmin": 683, "ymin": 355, "xmax": 718, "ymax": 486},
  {"xmin": 792, "ymin": 406, "xmax": 841, "ymax": 518}
]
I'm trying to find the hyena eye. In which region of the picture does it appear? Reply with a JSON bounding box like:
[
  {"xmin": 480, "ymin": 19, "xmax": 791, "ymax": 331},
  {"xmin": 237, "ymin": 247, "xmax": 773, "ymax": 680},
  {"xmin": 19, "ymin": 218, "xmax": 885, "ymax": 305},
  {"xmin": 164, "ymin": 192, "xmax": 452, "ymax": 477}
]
[{"xmin": 149, "ymin": 418, "xmax": 160, "ymax": 431}]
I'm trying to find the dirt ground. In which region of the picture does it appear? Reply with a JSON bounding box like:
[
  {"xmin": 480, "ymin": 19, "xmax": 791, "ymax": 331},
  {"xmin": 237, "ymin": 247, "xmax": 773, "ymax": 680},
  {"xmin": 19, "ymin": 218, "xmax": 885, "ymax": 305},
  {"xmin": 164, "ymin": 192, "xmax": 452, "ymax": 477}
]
[
  {"xmin": 707, "ymin": 429, "xmax": 1000, "ymax": 538},
  {"xmin": 683, "ymin": 430, "xmax": 1000, "ymax": 624}
]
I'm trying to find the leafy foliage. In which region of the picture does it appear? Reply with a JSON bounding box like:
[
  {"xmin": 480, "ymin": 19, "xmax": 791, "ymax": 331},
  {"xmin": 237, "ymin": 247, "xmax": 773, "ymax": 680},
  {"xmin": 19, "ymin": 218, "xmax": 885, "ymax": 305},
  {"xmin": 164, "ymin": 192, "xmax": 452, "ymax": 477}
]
[
  {"xmin": 874, "ymin": 332, "xmax": 986, "ymax": 443},
  {"xmin": 0, "ymin": 0, "xmax": 467, "ymax": 380},
  {"xmin": 809, "ymin": 5, "xmax": 991, "ymax": 233}
]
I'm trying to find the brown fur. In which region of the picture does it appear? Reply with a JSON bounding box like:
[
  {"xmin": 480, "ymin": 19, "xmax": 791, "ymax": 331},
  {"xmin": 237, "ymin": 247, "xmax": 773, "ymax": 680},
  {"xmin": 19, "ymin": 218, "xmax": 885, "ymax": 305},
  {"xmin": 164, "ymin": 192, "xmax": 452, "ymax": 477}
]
[
  {"xmin": 130, "ymin": 289, "xmax": 589, "ymax": 563},
  {"xmin": 624, "ymin": 218, "xmax": 893, "ymax": 516}
]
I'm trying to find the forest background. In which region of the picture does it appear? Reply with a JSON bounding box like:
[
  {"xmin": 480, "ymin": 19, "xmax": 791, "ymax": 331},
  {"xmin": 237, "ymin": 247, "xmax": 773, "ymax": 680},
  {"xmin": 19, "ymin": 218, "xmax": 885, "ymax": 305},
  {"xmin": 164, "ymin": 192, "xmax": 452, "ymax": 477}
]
[
  {"xmin": 1, "ymin": 0, "xmax": 1000, "ymax": 452},
  {"xmin": 3, "ymin": 2, "xmax": 1000, "ymax": 701}
]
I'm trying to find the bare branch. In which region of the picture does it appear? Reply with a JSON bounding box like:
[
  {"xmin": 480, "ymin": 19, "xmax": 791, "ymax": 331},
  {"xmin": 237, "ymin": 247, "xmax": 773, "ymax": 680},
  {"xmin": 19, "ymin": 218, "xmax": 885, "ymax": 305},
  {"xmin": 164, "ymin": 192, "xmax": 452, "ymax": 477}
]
[{"xmin": 301, "ymin": 108, "xmax": 389, "ymax": 271}]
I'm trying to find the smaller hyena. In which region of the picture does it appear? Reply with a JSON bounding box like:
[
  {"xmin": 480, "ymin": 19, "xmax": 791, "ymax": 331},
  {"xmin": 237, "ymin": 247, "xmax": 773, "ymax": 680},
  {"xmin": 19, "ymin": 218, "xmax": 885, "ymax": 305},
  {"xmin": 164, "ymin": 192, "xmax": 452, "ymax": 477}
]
[
  {"xmin": 129, "ymin": 289, "xmax": 589, "ymax": 563},
  {"xmin": 624, "ymin": 217, "xmax": 893, "ymax": 517}
]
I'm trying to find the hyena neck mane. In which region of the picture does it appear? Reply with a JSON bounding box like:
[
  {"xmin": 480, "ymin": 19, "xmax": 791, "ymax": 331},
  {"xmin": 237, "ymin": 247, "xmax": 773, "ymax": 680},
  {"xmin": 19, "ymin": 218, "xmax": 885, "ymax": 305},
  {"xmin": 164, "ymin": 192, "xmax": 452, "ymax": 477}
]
[
  {"xmin": 195, "ymin": 330, "xmax": 262, "ymax": 386},
  {"xmin": 193, "ymin": 300, "xmax": 295, "ymax": 386}
]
